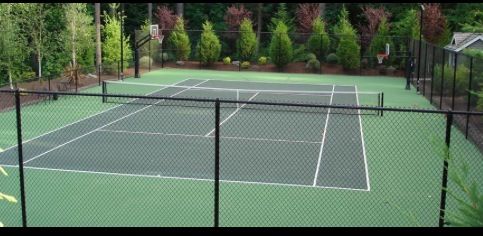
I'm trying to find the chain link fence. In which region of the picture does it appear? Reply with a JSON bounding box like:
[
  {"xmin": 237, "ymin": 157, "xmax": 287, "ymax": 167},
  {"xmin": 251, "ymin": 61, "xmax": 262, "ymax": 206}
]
[{"xmin": 0, "ymin": 89, "xmax": 481, "ymax": 227}]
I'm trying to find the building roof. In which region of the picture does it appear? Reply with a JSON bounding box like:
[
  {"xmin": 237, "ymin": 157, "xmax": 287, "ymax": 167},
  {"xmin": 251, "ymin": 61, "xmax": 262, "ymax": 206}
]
[{"xmin": 445, "ymin": 32, "xmax": 483, "ymax": 52}]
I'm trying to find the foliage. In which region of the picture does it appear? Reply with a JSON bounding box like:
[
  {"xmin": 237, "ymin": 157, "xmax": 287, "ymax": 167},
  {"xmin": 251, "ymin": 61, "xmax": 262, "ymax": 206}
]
[
  {"xmin": 184, "ymin": 3, "xmax": 227, "ymax": 31},
  {"xmin": 0, "ymin": 165, "xmax": 18, "ymax": 227},
  {"xmin": 432, "ymin": 64, "xmax": 476, "ymax": 96},
  {"xmin": 0, "ymin": 3, "xmax": 32, "ymax": 88},
  {"xmin": 224, "ymin": 4, "xmax": 252, "ymax": 31},
  {"xmin": 63, "ymin": 3, "xmax": 95, "ymax": 68},
  {"xmin": 307, "ymin": 18, "xmax": 330, "ymax": 60},
  {"xmin": 139, "ymin": 56, "xmax": 152, "ymax": 68},
  {"xmin": 477, "ymin": 90, "xmax": 483, "ymax": 111},
  {"xmin": 358, "ymin": 6, "xmax": 391, "ymax": 49},
  {"xmin": 238, "ymin": 18, "xmax": 257, "ymax": 61},
  {"xmin": 335, "ymin": 6, "xmax": 360, "ymax": 70},
  {"xmin": 463, "ymin": 49, "xmax": 483, "ymax": 60},
  {"xmin": 422, "ymin": 3, "xmax": 448, "ymax": 45},
  {"xmin": 326, "ymin": 53, "xmax": 339, "ymax": 64},
  {"xmin": 168, "ymin": 17, "xmax": 191, "ymax": 61},
  {"xmin": 102, "ymin": 6, "xmax": 133, "ymax": 71},
  {"xmin": 460, "ymin": 9, "xmax": 483, "ymax": 33},
  {"xmin": 292, "ymin": 45, "xmax": 307, "ymax": 62},
  {"xmin": 155, "ymin": 5, "xmax": 177, "ymax": 37},
  {"xmin": 306, "ymin": 58, "xmax": 320, "ymax": 72},
  {"xmin": 392, "ymin": 9, "xmax": 420, "ymax": 40},
  {"xmin": 223, "ymin": 56, "xmax": 231, "ymax": 65},
  {"xmin": 197, "ymin": 21, "xmax": 221, "ymax": 65},
  {"xmin": 295, "ymin": 3, "xmax": 321, "ymax": 34},
  {"xmin": 42, "ymin": 4, "xmax": 70, "ymax": 77},
  {"xmin": 269, "ymin": 21, "xmax": 293, "ymax": 68},
  {"xmin": 258, "ymin": 56, "xmax": 268, "ymax": 65},
  {"xmin": 241, "ymin": 61, "xmax": 250, "ymax": 69},
  {"xmin": 268, "ymin": 3, "xmax": 295, "ymax": 33},
  {"xmin": 306, "ymin": 53, "xmax": 317, "ymax": 61},
  {"xmin": 369, "ymin": 17, "xmax": 394, "ymax": 66}
]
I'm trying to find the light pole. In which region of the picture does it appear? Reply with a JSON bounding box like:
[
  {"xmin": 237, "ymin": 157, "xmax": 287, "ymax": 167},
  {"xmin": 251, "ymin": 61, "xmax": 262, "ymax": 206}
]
[
  {"xmin": 416, "ymin": 3, "xmax": 424, "ymax": 93},
  {"xmin": 120, "ymin": 3, "xmax": 124, "ymax": 80}
]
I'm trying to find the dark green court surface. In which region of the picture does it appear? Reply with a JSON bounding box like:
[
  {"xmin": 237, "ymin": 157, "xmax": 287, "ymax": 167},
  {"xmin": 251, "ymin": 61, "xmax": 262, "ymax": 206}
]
[{"xmin": 0, "ymin": 79, "xmax": 370, "ymax": 191}]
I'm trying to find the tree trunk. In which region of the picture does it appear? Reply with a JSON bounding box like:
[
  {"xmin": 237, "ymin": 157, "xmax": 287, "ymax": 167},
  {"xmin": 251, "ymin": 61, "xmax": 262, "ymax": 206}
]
[
  {"xmin": 319, "ymin": 3, "xmax": 325, "ymax": 18},
  {"xmin": 9, "ymin": 70, "xmax": 13, "ymax": 90},
  {"xmin": 255, "ymin": 3, "xmax": 262, "ymax": 57},
  {"xmin": 176, "ymin": 3, "xmax": 183, "ymax": 17},
  {"xmin": 95, "ymin": 3, "xmax": 101, "ymax": 75},
  {"xmin": 38, "ymin": 49, "xmax": 42, "ymax": 78}
]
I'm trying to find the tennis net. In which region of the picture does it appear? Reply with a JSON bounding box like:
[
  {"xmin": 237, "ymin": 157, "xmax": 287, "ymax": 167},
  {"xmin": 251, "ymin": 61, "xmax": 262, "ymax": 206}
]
[{"xmin": 102, "ymin": 80, "xmax": 383, "ymax": 115}]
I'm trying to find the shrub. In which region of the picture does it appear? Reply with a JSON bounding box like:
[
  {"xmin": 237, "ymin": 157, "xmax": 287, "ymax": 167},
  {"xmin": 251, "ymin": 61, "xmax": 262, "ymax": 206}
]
[
  {"xmin": 223, "ymin": 57, "xmax": 231, "ymax": 65},
  {"xmin": 307, "ymin": 18, "xmax": 330, "ymax": 60},
  {"xmin": 433, "ymin": 64, "xmax": 473, "ymax": 96},
  {"xmin": 306, "ymin": 58, "xmax": 320, "ymax": 72},
  {"xmin": 326, "ymin": 53, "xmax": 338, "ymax": 64},
  {"xmin": 306, "ymin": 53, "xmax": 317, "ymax": 61},
  {"xmin": 369, "ymin": 17, "xmax": 393, "ymax": 66},
  {"xmin": 241, "ymin": 61, "xmax": 250, "ymax": 69},
  {"xmin": 292, "ymin": 45, "xmax": 307, "ymax": 62},
  {"xmin": 197, "ymin": 21, "xmax": 221, "ymax": 65},
  {"xmin": 139, "ymin": 56, "xmax": 153, "ymax": 68},
  {"xmin": 238, "ymin": 18, "xmax": 257, "ymax": 61},
  {"xmin": 162, "ymin": 52, "xmax": 169, "ymax": 61},
  {"xmin": 269, "ymin": 22, "xmax": 293, "ymax": 69},
  {"xmin": 334, "ymin": 6, "xmax": 360, "ymax": 70},
  {"xmin": 477, "ymin": 90, "xmax": 483, "ymax": 111},
  {"xmin": 168, "ymin": 17, "xmax": 191, "ymax": 61},
  {"xmin": 258, "ymin": 56, "xmax": 268, "ymax": 65}
]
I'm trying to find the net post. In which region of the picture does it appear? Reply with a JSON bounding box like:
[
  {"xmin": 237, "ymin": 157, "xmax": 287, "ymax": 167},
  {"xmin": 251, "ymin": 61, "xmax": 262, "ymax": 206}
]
[
  {"xmin": 214, "ymin": 98, "xmax": 220, "ymax": 228},
  {"xmin": 15, "ymin": 89, "xmax": 28, "ymax": 227},
  {"xmin": 439, "ymin": 111, "xmax": 453, "ymax": 227},
  {"xmin": 102, "ymin": 81, "xmax": 106, "ymax": 103},
  {"xmin": 380, "ymin": 92, "xmax": 384, "ymax": 117}
]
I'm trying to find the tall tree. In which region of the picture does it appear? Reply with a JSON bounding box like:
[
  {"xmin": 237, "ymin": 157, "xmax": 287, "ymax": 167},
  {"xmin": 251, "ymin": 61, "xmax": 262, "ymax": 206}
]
[
  {"xmin": 421, "ymin": 3, "xmax": 447, "ymax": 45},
  {"xmin": 358, "ymin": 6, "xmax": 391, "ymax": 49},
  {"xmin": 95, "ymin": 3, "xmax": 101, "ymax": 75},
  {"xmin": 102, "ymin": 4, "xmax": 132, "ymax": 71},
  {"xmin": 148, "ymin": 3, "xmax": 152, "ymax": 24},
  {"xmin": 176, "ymin": 3, "xmax": 183, "ymax": 17},
  {"xmin": 21, "ymin": 3, "xmax": 49, "ymax": 78},
  {"xmin": 64, "ymin": 3, "xmax": 95, "ymax": 69},
  {"xmin": 0, "ymin": 3, "xmax": 31, "ymax": 88},
  {"xmin": 269, "ymin": 3, "xmax": 295, "ymax": 33},
  {"xmin": 255, "ymin": 3, "xmax": 263, "ymax": 57},
  {"xmin": 295, "ymin": 3, "xmax": 321, "ymax": 33}
]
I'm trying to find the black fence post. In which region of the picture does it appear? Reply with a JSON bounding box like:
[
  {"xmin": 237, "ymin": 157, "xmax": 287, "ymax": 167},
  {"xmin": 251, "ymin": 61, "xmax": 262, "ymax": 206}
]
[
  {"xmin": 15, "ymin": 90, "xmax": 28, "ymax": 227},
  {"xmin": 381, "ymin": 92, "xmax": 384, "ymax": 117},
  {"xmin": 440, "ymin": 49, "xmax": 445, "ymax": 110},
  {"xmin": 451, "ymin": 53, "xmax": 458, "ymax": 110},
  {"xmin": 98, "ymin": 64, "xmax": 101, "ymax": 86},
  {"xmin": 423, "ymin": 41, "xmax": 428, "ymax": 95},
  {"xmin": 75, "ymin": 69, "xmax": 78, "ymax": 93},
  {"xmin": 102, "ymin": 81, "xmax": 107, "ymax": 103},
  {"xmin": 430, "ymin": 44, "xmax": 436, "ymax": 103},
  {"xmin": 117, "ymin": 61, "xmax": 120, "ymax": 80},
  {"xmin": 214, "ymin": 99, "xmax": 220, "ymax": 228},
  {"xmin": 465, "ymin": 57, "xmax": 473, "ymax": 138},
  {"xmin": 439, "ymin": 111, "xmax": 453, "ymax": 227}
]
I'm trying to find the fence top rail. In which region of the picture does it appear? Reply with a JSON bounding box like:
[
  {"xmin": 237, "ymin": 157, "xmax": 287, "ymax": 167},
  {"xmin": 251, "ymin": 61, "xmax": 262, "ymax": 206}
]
[{"xmin": 1, "ymin": 89, "xmax": 483, "ymax": 116}]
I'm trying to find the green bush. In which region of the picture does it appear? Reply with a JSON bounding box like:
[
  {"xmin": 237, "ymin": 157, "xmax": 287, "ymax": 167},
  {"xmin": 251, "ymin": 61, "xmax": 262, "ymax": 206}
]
[
  {"xmin": 334, "ymin": 5, "xmax": 360, "ymax": 70},
  {"xmin": 306, "ymin": 53, "xmax": 317, "ymax": 61},
  {"xmin": 326, "ymin": 53, "xmax": 338, "ymax": 64},
  {"xmin": 292, "ymin": 45, "xmax": 307, "ymax": 62},
  {"xmin": 241, "ymin": 61, "xmax": 250, "ymax": 69},
  {"xmin": 223, "ymin": 57, "xmax": 231, "ymax": 65},
  {"xmin": 433, "ymin": 64, "xmax": 472, "ymax": 96},
  {"xmin": 269, "ymin": 22, "xmax": 293, "ymax": 69},
  {"xmin": 162, "ymin": 52, "xmax": 169, "ymax": 61},
  {"xmin": 306, "ymin": 58, "xmax": 320, "ymax": 72},
  {"xmin": 477, "ymin": 90, "xmax": 483, "ymax": 111},
  {"xmin": 139, "ymin": 56, "xmax": 153, "ymax": 68},
  {"xmin": 238, "ymin": 18, "xmax": 257, "ymax": 61},
  {"xmin": 197, "ymin": 21, "xmax": 221, "ymax": 65},
  {"xmin": 168, "ymin": 17, "xmax": 191, "ymax": 61},
  {"xmin": 258, "ymin": 56, "xmax": 268, "ymax": 65},
  {"xmin": 307, "ymin": 18, "xmax": 330, "ymax": 60}
]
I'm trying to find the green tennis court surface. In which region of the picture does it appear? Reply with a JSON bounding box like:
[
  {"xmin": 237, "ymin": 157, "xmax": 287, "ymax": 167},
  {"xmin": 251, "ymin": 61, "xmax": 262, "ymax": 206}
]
[
  {"xmin": 0, "ymin": 69, "xmax": 481, "ymax": 227},
  {"xmin": 0, "ymin": 79, "xmax": 370, "ymax": 190}
]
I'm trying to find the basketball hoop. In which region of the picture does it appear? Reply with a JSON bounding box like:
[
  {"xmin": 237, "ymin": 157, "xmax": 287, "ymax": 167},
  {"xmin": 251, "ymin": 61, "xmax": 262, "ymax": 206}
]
[
  {"xmin": 150, "ymin": 24, "xmax": 164, "ymax": 44},
  {"xmin": 377, "ymin": 53, "xmax": 388, "ymax": 64}
]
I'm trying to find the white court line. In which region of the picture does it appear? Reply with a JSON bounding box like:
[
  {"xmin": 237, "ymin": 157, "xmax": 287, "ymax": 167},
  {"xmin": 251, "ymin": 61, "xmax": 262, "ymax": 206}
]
[
  {"xmin": 204, "ymin": 92, "xmax": 260, "ymax": 137},
  {"xmin": 15, "ymin": 165, "xmax": 369, "ymax": 192},
  {"xmin": 97, "ymin": 129, "xmax": 322, "ymax": 145},
  {"xmin": 356, "ymin": 86, "xmax": 371, "ymax": 191},
  {"xmin": 312, "ymin": 85, "xmax": 335, "ymax": 186},
  {"xmin": 23, "ymin": 80, "xmax": 208, "ymax": 164},
  {"xmin": 190, "ymin": 77, "xmax": 354, "ymax": 87},
  {"xmin": 0, "ymin": 78, "xmax": 192, "ymax": 153}
]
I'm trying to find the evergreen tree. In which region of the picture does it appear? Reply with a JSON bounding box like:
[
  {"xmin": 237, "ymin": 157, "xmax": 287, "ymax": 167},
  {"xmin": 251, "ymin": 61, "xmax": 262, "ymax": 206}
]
[
  {"xmin": 307, "ymin": 18, "xmax": 330, "ymax": 61},
  {"xmin": 269, "ymin": 21, "xmax": 293, "ymax": 69},
  {"xmin": 238, "ymin": 18, "xmax": 257, "ymax": 61},
  {"xmin": 198, "ymin": 21, "xmax": 221, "ymax": 65},
  {"xmin": 168, "ymin": 17, "xmax": 191, "ymax": 61}
]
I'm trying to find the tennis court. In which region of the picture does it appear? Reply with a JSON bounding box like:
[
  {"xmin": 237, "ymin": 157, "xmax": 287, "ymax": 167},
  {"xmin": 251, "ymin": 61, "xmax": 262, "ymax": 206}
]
[{"xmin": 0, "ymin": 78, "xmax": 381, "ymax": 191}]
